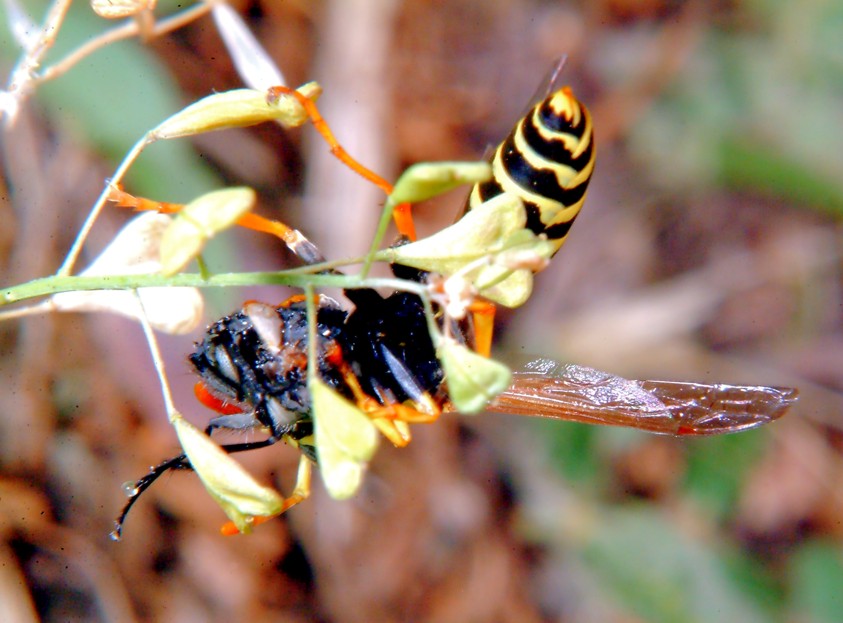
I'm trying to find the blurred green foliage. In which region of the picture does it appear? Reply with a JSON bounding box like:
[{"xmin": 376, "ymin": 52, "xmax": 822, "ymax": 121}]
[
  {"xmin": 788, "ymin": 541, "xmax": 843, "ymax": 623},
  {"xmin": 628, "ymin": 0, "xmax": 843, "ymax": 216},
  {"xmin": 683, "ymin": 432, "xmax": 768, "ymax": 520},
  {"xmin": 582, "ymin": 507, "xmax": 770, "ymax": 623},
  {"xmin": 542, "ymin": 421, "xmax": 769, "ymax": 520},
  {"xmin": 0, "ymin": 0, "xmax": 218, "ymax": 200},
  {"xmin": 538, "ymin": 421, "xmax": 801, "ymax": 621},
  {"xmin": 0, "ymin": 1, "xmax": 245, "ymax": 310},
  {"xmin": 530, "ymin": 2, "xmax": 843, "ymax": 616}
]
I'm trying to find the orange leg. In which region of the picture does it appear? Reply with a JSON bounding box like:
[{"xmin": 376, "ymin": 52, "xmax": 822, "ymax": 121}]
[
  {"xmin": 108, "ymin": 186, "xmax": 328, "ymax": 264},
  {"xmin": 193, "ymin": 381, "xmax": 244, "ymax": 416},
  {"xmin": 278, "ymin": 294, "xmax": 308, "ymax": 307},
  {"xmin": 220, "ymin": 454, "xmax": 312, "ymax": 536},
  {"xmin": 266, "ymin": 85, "xmax": 416, "ymax": 241},
  {"xmin": 108, "ymin": 184, "xmax": 183, "ymax": 214},
  {"xmin": 349, "ymin": 394, "xmax": 441, "ymax": 448},
  {"xmin": 467, "ymin": 300, "xmax": 496, "ymax": 358},
  {"xmin": 111, "ymin": 84, "xmax": 419, "ymax": 244},
  {"xmin": 324, "ymin": 343, "xmax": 441, "ymax": 447}
]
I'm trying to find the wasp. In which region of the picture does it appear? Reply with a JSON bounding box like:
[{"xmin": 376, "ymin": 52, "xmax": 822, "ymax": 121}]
[{"xmin": 111, "ymin": 80, "xmax": 797, "ymax": 538}]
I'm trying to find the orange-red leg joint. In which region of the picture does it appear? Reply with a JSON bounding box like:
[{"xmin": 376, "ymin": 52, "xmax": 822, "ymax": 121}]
[
  {"xmin": 323, "ymin": 343, "xmax": 440, "ymax": 446},
  {"xmin": 107, "ymin": 185, "xmax": 184, "ymax": 214},
  {"xmin": 220, "ymin": 454, "xmax": 312, "ymax": 535},
  {"xmin": 392, "ymin": 202, "xmax": 416, "ymax": 241},
  {"xmin": 193, "ymin": 381, "xmax": 244, "ymax": 415},
  {"xmin": 279, "ymin": 294, "xmax": 309, "ymax": 308},
  {"xmin": 236, "ymin": 212, "xmax": 296, "ymax": 244},
  {"xmin": 467, "ymin": 301, "xmax": 496, "ymax": 358}
]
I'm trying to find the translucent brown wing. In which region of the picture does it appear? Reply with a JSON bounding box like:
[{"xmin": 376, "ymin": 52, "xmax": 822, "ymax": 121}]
[{"xmin": 486, "ymin": 359, "xmax": 797, "ymax": 436}]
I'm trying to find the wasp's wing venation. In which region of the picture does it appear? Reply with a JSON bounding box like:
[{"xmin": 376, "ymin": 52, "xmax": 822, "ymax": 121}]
[
  {"xmin": 490, "ymin": 362, "xmax": 677, "ymax": 433},
  {"xmin": 639, "ymin": 381, "xmax": 797, "ymax": 435},
  {"xmin": 487, "ymin": 360, "xmax": 797, "ymax": 436}
]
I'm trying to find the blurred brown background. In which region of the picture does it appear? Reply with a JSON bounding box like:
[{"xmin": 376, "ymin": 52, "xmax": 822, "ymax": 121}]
[{"xmin": 1, "ymin": 0, "xmax": 842, "ymax": 621}]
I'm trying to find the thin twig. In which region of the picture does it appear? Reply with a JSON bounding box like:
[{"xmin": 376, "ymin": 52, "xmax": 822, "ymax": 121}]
[
  {"xmin": 133, "ymin": 290, "xmax": 177, "ymax": 417},
  {"xmin": 57, "ymin": 135, "xmax": 152, "ymax": 276},
  {"xmin": 38, "ymin": 3, "xmax": 213, "ymax": 85},
  {"xmin": 3, "ymin": 0, "xmax": 73, "ymax": 122}
]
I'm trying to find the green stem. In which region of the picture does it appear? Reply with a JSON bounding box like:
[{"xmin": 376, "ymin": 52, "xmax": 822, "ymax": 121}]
[
  {"xmin": 361, "ymin": 197, "xmax": 398, "ymax": 278},
  {"xmin": 1, "ymin": 270, "xmax": 427, "ymax": 307},
  {"xmin": 133, "ymin": 291, "xmax": 177, "ymax": 418}
]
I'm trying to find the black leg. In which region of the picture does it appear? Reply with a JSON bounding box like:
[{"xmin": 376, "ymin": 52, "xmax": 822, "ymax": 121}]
[{"xmin": 112, "ymin": 436, "xmax": 282, "ymax": 540}]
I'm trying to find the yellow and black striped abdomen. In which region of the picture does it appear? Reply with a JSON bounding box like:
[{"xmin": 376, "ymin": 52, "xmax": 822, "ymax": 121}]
[{"xmin": 467, "ymin": 87, "xmax": 595, "ymax": 256}]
